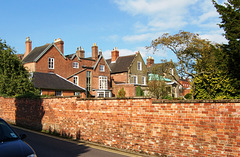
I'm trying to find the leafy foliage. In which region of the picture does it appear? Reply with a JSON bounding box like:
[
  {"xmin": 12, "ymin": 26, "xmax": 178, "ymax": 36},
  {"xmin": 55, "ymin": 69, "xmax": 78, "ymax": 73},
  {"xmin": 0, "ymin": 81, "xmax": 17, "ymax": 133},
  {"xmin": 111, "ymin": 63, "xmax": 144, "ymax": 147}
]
[
  {"xmin": 194, "ymin": 72, "xmax": 236, "ymax": 99},
  {"xmin": 0, "ymin": 39, "xmax": 39, "ymax": 97},
  {"xmin": 117, "ymin": 88, "xmax": 126, "ymax": 98},
  {"xmin": 148, "ymin": 31, "xmax": 215, "ymax": 99},
  {"xmin": 147, "ymin": 79, "xmax": 168, "ymax": 99},
  {"xmin": 136, "ymin": 86, "xmax": 144, "ymax": 97},
  {"xmin": 213, "ymin": 0, "xmax": 240, "ymax": 97}
]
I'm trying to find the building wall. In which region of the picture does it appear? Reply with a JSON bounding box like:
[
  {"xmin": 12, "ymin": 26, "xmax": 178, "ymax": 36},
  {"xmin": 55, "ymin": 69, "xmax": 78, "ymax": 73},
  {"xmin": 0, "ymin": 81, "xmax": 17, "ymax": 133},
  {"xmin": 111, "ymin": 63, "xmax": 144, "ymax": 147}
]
[
  {"xmin": 128, "ymin": 53, "xmax": 148, "ymax": 85},
  {"xmin": 1, "ymin": 97, "xmax": 239, "ymax": 156},
  {"xmin": 111, "ymin": 72, "xmax": 128, "ymax": 83},
  {"xmin": 25, "ymin": 45, "xmax": 110, "ymax": 97},
  {"xmin": 41, "ymin": 89, "xmax": 84, "ymax": 97},
  {"xmin": 24, "ymin": 62, "xmax": 35, "ymax": 72},
  {"xmin": 35, "ymin": 46, "xmax": 68, "ymax": 77},
  {"xmin": 112, "ymin": 84, "xmax": 136, "ymax": 97}
]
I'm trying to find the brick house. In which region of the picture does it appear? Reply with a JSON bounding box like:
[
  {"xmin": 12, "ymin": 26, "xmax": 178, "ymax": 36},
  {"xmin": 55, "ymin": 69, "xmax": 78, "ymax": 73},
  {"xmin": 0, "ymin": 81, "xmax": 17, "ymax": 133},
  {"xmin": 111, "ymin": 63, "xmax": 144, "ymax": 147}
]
[
  {"xmin": 179, "ymin": 78, "xmax": 191, "ymax": 97},
  {"xmin": 106, "ymin": 48, "xmax": 148, "ymax": 97},
  {"xmin": 146, "ymin": 56, "xmax": 180, "ymax": 98},
  {"xmin": 22, "ymin": 37, "xmax": 111, "ymax": 98}
]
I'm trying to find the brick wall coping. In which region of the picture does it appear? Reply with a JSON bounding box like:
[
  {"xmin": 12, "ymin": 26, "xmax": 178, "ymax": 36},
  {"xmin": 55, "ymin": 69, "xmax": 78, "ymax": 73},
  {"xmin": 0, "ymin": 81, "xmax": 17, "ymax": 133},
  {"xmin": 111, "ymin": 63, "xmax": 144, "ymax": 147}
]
[
  {"xmin": 77, "ymin": 97, "xmax": 150, "ymax": 101},
  {"xmin": 153, "ymin": 99, "xmax": 240, "ymax": 103}
]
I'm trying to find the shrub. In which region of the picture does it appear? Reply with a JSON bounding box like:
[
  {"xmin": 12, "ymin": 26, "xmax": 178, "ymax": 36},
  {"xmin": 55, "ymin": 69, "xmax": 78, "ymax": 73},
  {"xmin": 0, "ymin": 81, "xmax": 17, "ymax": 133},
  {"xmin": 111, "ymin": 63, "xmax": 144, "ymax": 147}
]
[
  {"xmin": 117, "ymin": 88, "xmax": 126, "ymax": 98},
  {"xmin": 136, "ymin": 86, "xmax": 144, "ymax": 96}
]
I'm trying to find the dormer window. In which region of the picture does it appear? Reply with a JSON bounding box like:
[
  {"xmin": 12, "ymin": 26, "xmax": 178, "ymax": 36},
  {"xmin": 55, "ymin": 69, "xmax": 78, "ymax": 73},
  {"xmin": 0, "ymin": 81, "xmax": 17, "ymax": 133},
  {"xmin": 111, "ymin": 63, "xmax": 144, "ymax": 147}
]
[
  {"xmin": 73, "ymin": 62, "xmax": 79, "ymax": 68},
  {"xmin": 99, "ymin": 65, "xmax": 105, "ymax": 72},
  {"xmin": 137, "ymin": 61, "xmax": 142, "ymax": 71},
  {"xmin": 48, "ymin": 58, "xmax": 54, "ymax": 69}
]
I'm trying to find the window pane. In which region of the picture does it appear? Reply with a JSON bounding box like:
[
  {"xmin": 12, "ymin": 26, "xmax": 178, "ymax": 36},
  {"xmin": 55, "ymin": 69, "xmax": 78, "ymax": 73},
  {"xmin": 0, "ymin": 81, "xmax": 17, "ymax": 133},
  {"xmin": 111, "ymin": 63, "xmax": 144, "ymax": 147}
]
[
  {"xmin": 99, "ymin": 65, "xmax": 105, "ymax": 72},
  {"xmin": 99, "ymin": 76, "xmax": 107, "ymax": 90},
  {"xmin": 86, "ymin": 71, "xmax": 91, "ymax": 91},
  {"xmin": 55, "ymin": 91, "xmax": 62, "ymax": 96},
  {"xmin": 73, "ymin": 62, "xmax": 79, "ymax": 68},
  {"xmin": 137, "ymin": 61, "xmax": 142, "ymax": 71},
  {"xmin": 73, "ymin": 76, "xmax": 78, "ymax": 85},
  {"xmin": 48, "ymin": 58, "xmax": 54, "ymax": 69}
]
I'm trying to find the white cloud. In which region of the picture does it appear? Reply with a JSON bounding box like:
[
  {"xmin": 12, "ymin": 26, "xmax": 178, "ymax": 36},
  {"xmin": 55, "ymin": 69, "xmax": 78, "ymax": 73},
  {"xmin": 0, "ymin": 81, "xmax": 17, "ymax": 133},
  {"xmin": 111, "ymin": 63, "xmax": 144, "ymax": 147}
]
[
  {"xmin": 114, "ymin": 0, "xmax": 198, "ymax": 32},
  {"xmin": 137, "ymin": 46, "xmax": 168, "ymax": 59},
  {"xmin": 199, "ymin": 30, "xmax": 227, "ymax": 44}
]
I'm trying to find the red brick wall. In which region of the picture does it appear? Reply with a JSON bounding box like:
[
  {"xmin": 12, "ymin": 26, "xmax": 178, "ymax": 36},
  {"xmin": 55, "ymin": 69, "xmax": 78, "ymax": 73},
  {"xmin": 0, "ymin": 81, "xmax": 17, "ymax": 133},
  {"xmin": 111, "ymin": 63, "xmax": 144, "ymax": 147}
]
[{"xmin": 0, "ymin": 97, "xmax": 239, "ymax": 156}]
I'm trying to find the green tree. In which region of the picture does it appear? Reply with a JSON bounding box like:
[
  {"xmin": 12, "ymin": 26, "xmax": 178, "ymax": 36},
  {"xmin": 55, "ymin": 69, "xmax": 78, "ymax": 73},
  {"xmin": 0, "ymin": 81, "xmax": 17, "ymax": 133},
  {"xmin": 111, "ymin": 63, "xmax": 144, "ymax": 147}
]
[
  {"xmin": 213, "ymin": 0, "xmax": 240, "ymax": 96},
  {"xmin": 148, "ymin": 31, "xmax": 215, "ymax": 99},
  {"xmin": 194, "ymin": 45, "xmax": 237, "ymax": 99},
  {"xmin": 0, "ymin": 39, "xmax": 38, "ymax": 97}
]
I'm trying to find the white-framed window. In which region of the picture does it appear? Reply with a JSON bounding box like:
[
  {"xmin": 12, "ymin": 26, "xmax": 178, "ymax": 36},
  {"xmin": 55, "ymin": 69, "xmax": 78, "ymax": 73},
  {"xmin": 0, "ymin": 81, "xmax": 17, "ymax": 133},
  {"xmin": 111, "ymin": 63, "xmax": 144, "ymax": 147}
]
[
  {"xmin": 86, "ymin": 71, "xmax": 91, "ymax": 91},
  {"xmin": 142, "ymin": 76, "xmax": 146, "ymax": 85},
  {"xmin": 99, "ymin": 76, "xmax": 108, "ymax": 90},
  {"xmin": 55, "ymin": 91, "xmax": 62, "ymax": 96},
  {"xmin": 73, "ymin": 62, "xmax": 79, "ymax": 68},
  {"xmin": 74, "ymin": 92, "xmax": 81, "ymax": 96},
  {"xmin": 97, "ymin": 91, "xmax": 111, "ymax": 98},
  {"xmin": 48, "ymin": 58, "xmax": 54, "ymax": 69},
  {"xmin": 99, "ymin": 65, "xmax": 105, "ymax": 72},
  {"xmin": 132, "ymin": 75, "xmax": 138, "ymax": 84},
  {"xmin": 137, "ymin": 61, "xmax": 142, "ymax": 71},
  {"xmin": 73, "ymin": 76, "xmax": 78, "ymax": 85}
]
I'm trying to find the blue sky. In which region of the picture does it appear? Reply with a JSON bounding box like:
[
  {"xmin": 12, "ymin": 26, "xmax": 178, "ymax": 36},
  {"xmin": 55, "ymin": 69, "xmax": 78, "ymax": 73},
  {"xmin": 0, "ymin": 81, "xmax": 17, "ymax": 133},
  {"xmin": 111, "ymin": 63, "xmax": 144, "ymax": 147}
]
[{"xmin": 1, "ymin": 0, "xmax": 226, "ymax": 63}]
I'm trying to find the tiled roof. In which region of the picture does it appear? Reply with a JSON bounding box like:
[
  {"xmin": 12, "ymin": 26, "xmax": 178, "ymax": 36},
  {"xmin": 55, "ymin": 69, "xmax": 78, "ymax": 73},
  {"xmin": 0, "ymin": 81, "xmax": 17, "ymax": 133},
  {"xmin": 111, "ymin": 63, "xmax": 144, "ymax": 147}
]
[
  {"xmin": 106, "ymin": 54, "xmax": 136, "ymax": 74},
  {"xmin": 32, "ymin": 72, "xmax": 85, "ymax": 91},
  {"xmin": 22, "ymin": 44, "xmax": 49, "ymax": 63}
]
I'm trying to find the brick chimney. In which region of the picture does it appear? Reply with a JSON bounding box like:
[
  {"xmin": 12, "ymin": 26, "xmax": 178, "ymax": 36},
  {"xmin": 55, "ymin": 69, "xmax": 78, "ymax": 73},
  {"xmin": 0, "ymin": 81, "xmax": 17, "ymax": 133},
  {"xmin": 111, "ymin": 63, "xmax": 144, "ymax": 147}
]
[
  {"xmin": 92, "ymin": 43, "xmax": 98, "ymax": 60},
  {"xmin": 24, "ymin": 37, "xmax": 32, "ymax": 58},
  {"xmin": 54, "ymin": 38, "xmax": 64, "ymax": 54},
  {"xmin": 76, "ymin": 46, "xmax": 85, "ymax": 58},
  {"xmin": 111, "ymin": 47, "xmax": 119, "ymax": 63},
  {"xmin": 147, "ymin": 56, "xmax": 154, "ymax": 68}
]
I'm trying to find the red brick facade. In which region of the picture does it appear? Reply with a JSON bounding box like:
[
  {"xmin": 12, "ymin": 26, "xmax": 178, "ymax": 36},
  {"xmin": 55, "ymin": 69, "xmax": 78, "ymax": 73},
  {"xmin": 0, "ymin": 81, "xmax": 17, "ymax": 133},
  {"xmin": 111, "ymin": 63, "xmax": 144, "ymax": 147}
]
[
  {"xmin": 23, "ymin": 39, "xmax": 111, "ymax": 97},
  {"xmin": 1, "ymin": 97, "xmax": 239, "ymax": 156},
  {"xmin": 179, "ymin": 79, "xmax": 191, "ymax": 96}
]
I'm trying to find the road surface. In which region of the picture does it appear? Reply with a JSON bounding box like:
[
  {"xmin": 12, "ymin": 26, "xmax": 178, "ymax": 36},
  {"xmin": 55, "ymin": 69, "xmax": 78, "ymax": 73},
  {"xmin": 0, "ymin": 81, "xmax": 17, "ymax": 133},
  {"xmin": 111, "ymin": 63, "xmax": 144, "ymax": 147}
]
[{"xmin": 13, "ymin": 126, "xmax": 132, "ymax": 157}]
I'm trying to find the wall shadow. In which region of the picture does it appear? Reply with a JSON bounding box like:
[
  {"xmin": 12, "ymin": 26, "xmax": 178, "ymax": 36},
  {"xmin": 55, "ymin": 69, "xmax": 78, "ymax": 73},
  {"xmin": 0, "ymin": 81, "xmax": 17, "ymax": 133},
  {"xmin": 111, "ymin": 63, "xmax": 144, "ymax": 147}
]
[{"xmin": 15, "ymin": 97, "xmax": 45, "ymax": 131}]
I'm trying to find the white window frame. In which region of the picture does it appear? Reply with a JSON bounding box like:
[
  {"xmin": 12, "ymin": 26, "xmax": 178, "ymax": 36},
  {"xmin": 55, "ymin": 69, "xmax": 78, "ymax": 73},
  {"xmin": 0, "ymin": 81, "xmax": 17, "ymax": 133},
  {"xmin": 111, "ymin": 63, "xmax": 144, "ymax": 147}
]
[
  {"xmin": 99, "ymin": 76, "xmax": 108, "ymax": 90},
  {"xmin": 48, "ymin": 58, "xmax": 54, "ymax": 69},
  {"xmin": 142, "ymin": 76, "xmax": 146, "ymax": 85},
  {"xmin": 73, "ymin": 62, "xmax": 79, "ymax": 68},
  {"xmin": 137, "ymin": 61, "xmax": 142, "ymax": 71},
  {"xmin": 73, "ymin": 76, "xmax": 79, "ymax": 85},
  {"xmin": 132, "ymin": 75, "xmax": 138, "ymax": 84},
  {"xmin": 86, "ymin": 71, "xmax": 91, "ymax": 91},
  {"xmin": 97, "ymin": 91, "xmax": 112, "ymax": 98},
  {"xmin": 99, "ymin": 65, "xmax": 105, "ymax": 72},
  {"xmin": 74, "ymin": 92, "xmax": 81, "ymax": 96}
]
